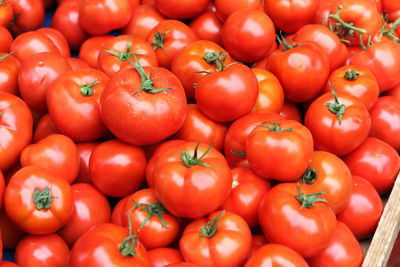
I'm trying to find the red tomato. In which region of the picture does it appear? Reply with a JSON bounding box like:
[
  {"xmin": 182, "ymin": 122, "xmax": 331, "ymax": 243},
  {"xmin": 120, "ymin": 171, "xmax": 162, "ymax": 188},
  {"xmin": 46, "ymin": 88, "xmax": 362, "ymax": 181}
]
[
  {"xmin": 78, "ymin": 35, "xmax": 114, "ymax": 69},
  {"xmin": 343, "ymin": 137, "xmax": 400, "ymax": 195},
  {"xmin": 66, "ymin": 57, "xmax": 89, "ymax": 70},
  {"xmin": 0, "ymin": 92, "xmax": 32, "ymax": 171},
  {"xmin": 384, "ymin": 83, "xmax": 400, "ymax": 101},
  {"xmin": 37, "ymin": 28, "xmax": 70, "ymax": 58},
  {"xmin": 0, "ymin": 27, "xmax": 12, "ymax": 53},
  {"xmin": 222, "ymin": 8, "xmax": 275, "ymax": 63},
  {"xmin": 0, "ymin": 52, "xmax": 20, "ymax": 95},
  {"xmin": 249, "ymin": 235, "xmax": 268, "ymax": 257},
  {"xmin": 15, "ymin": 234, "xmax": 69, "ymax": 267},
  {"xmin": 166, "ymin": 263, "xmax": 199, "ymax": 267},
  {"xmin": 154, "ymin": 142, "xmax": 232, "ymax": 218},
  {"xmin": 78, "ymin": 0, "xmax": 138, "ymax": 35},
  {"xmin": 59, "ymin": 183, "xmax": 111, "ymax": 246},
  {"xmin": 9, "ymin": 0, "xmax": 44, "ymax": 35},
  {"xmin": 4, "ymin": 166, "xmax": 73, "ymax": 234},
  {"xmin": 279, "ymin": 101, "xmax": 302, "ymax": 123},
  {"xmin": 214, "ymin": 0, "xmax": 263, "ymax": 21},
  {"xmin": 252, "ymin": 42, "xmax": 278, "ymax": 69},
  {"xmin": 90, "ymin": 139, "xmax": 147, "ymax": 197},
  {"xmin": 245, "ymin": 244, "xmax": 308, "ymax": 267},
  {"xmin": 259, "ymin": 183, "xmax": 337, "ymax": 258},
  {"xmin": 221, "ymin": 167, "xmax": 271, "ymax": 227},
  {"xmin": 20, "ymin": 134, "xmax": 79, "ymax": 184},
  {"xmin": 146, "ymin": 19, "xmax": 198, "ymax": 69},
  {"xmin": 180, "ymin": 210, "xmax": 252, "ymax": 266},
  {"xmin": 305, "ymin": 90, "xmax": 371, "ymax": 156},
  {"xmin": 100, "ymin": 59, "xmax": 187, "ymax": 146},
  {"xmin": 0, "ymin": 0, "xmax": 13, "ymax": 27},
  {"xmin": 0, "ymin": 210, "xmax": 26, "ymax": 250},
  {"xmin": 337, "ymin": 175, "xmax": 383, "ymax": 239},
  {"xmin": 155, "ymin": 0, "xmax": 209, "ymax": 19},
  {"xmin": 68, "ymin": 223, "xmax": 150, "ymax": 266},
  {"xmin": 111, "ymin": 195, "xmax": 130, "ymax": 226},
  {"xmin": 74, "ymin": 142, "xmax": 98, "ymax": 184},
  {"xmin": 265, "ymin": 0, "xmax": 318, "ymax": 33},
  {"xmin": 18, "ymin": 52, "xmax": 72, "ymax": 111},
  {"xmin": 189, "ymin": 11, "xmax": 223, "ymax": 46},
  {"xmin": 246, "ymin": 120, "xmax": 314, "ymax": 181},
  {"xmin": 383, "ymin": 0, "xmax": 400, "ymax": 22},
  {"xmin": 33, "ymin": 114, "xmax": 59, "ymax": 142},
  {"xmin": 122, "ymin": 5, "xmax": 165, "ymax": 40},
  {"xmin": 313, "ymin": 0, "xmax": 336, "ymax": 25},
  {"xmin": 148, "ymin": 248, "xmax": 184, "ymax": 267},
  {"xmin": 308, "ymin": 221, "xmax": 363, "ymax": 267},
  {"xmin": 0, "ymin": 262, "xmax": 18, "ymax": 267}
]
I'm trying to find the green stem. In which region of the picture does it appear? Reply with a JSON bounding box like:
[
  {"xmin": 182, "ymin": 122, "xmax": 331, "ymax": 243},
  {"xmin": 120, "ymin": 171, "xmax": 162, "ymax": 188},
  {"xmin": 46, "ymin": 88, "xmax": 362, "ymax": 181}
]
[
  {"xmin": 276, "ymin": 33, "xmax": 300, "ymax": 51},
  {"xmin": 344, "ymin": 69, "xmax": 360, "ymax": 81},
  {"xmin": 103, "ymin": 39, "xmax": 141, "ymax": 63},
  {"xmin": 295, "ymin": 183, "xmax": 328, "ymax": 209},
  {"xmin": 301, "ymin": 163, "xmax": 318, "ymax": 184},
  {"xmin": 199, "ymin": 210, "xmax": 225, "ymax": 238},
  {"xmin": 80, "ymin": 80, "xmax": 99, "ymax": 96},
  {"xmin": 381, "ymin": 17, "xmax": 400, "ymax": 44},
  {"xmin": 179, "ymin": 141, "xmax": 212, "ymax": 168},
  {"xmin": 119, "ymin": 210, "xmax": 139, "ymax": 257},
  {"xmin": 256, "ymin": 121, "xmax": 293, "ymax": 132},
  {"xmin": 326, "ymin": 82, "xmax": 346, "ymax": 124},
  {"xmin": 151, "ymin": 31, "xmax": 170, "ymax": 53},
  {"xmin": 32, "ymin": 187, "xmax": 53, "ymax": 210},
  {"xmin": 230, "ymin": 148, "xmax": 246, "ymax": 157},
  {"xmin": 0, "ymin": 51, "xmax": 13, "ymax": 62},
  {"xmin": 130, "ymin": 199, "xmax": 169, "ymax": 230}
]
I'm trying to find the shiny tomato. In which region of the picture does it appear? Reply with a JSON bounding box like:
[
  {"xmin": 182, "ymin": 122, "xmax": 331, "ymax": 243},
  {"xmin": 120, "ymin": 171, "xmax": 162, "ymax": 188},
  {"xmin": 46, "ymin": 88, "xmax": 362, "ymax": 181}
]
[
  {"xmin": 148, "ymin": 248, "xmax": 183, "ymax": 267},
  {"xmin": 383, "ymin": 0, "xmax": 400, "ymax": 22},
  {"xmin": 9, "ymin": 0, "xmax": 44, "ymax": 35},
  {"xmin": 15, "ymin": 234, "xmax": 69, "ymax": 267},
  {"xmin": 384, "ymin": 83, "xmax": 400, "ymax": 101},
  {"xmin": 0, "ymin": 210, "xmax": 26, "ymax": 250},
  {"xmin": 214, "ymin": 0, "xmax": 263, "ymax": 21},
  {"xmin": 189, "ymin": 11, "xmax": 223, "ymax": 46},
  {"xmin": 0, "ymin": 92, "xmax": 32, "ymax": 171},
  {"xmin": 0, "ymin": 0, "xmax": 13, "ymax": 27},
  {"xmin": 279, "ymin": 101, "xmax": 302, "ymax": 123},
  {"xmin": 74, "ymin": 142, "xmax": 98, "ymax": 184},
  {"xmin": 249, "ymin": 235, "xmax": 268, "ymax": 257},
  {"xmin": 0, "ymin": 27, "xmax": 12, "ymax": 53},
  {"xmin": 33, "ymin": 114, "xmax": 59, "ymax": 142},
  {"xmin": 66, "ymin": 57, "xmax": 89, "ymax": 70},
  {"xmin": 166, "ymin": 263, "xmax": 199, "ymax": 267},
  {"xmin": 20, "ymin": 134, "xmax": 79, "ymax": 184},
  {"xmin": 259, "ymin": 183, "xmax": 337, "ymax": 258},
  {"xmin": 180, "ymin": 210, "xmax": 252, "ymax": 267},
  {"xmin": 0, "ymin": 262, "xmax": 18, "ymax": 267},
  {"xmin": 313, "ymin": 0, "xmax": 336, "ymax": 25},
  {"xmin": 0, "ymin": 52, "xmax": 20, "ymax": 95},
  {"xmin": 111, "ymin": 195, "xmax": 130, "ymax": 226},
  {"xmin": 153, "ymin": 142, "xmax": 232, "ymax": 218},
  {"xmin": 155, "ymin": 0, "xmax": 209, "ymax": 19},
  {"xmin": 245, "ymin": 244, "xmax": 308, "ymax": 267},
  {"xmin": 343, "ymin": 137, "xmax": 400, "ymax": 195},
  {"xmin": 36, "ymin": 28, "xmax": 70, "ymax": 58},
  {"xmin": 78, "ymin": 35, "xmax": 114, "ymax": 69},
  {"xmin": 4, "ymin": 166, "xmax": 73, "ymax": 234}
]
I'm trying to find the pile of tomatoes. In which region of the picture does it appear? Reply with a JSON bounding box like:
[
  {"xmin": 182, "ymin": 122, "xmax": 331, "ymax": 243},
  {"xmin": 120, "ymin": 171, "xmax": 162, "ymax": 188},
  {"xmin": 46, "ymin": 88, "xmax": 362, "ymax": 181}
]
[{"xmin": 1, "ymin": 0, "xmax": 400, "ymax": 266}]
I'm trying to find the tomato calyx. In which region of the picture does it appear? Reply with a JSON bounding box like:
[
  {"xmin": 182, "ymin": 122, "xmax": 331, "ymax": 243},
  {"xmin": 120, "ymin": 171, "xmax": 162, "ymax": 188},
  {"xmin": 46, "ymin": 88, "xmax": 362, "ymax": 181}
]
[
  {"xmin": 257, "ymin": 121, "xmax": 293, "ymax": 132},
  {"xmin": 80, "ymin": 80, "xmax": 99, "ymax": 97},
  {"xmin": 379, "ymin": 16, "xmax": 400, "ymax": 44},
  {"xmin": 131, "ymin": 199, "xmax": 169, "ymax": 230},
  {"xmin": 0, "ymin": 51, "xmax": 13, "ymax": 62},
  {"xmin": 230, "ymin": 148, "xmax": 246, "ymax": 157},
  {"xmin": 326, "ymin": 82, "xmax": 346, "ymax": 124},
  {"xmin": 301, "ymin": 163, "xmax": 318, "ymax": 184},
  {"xmin": 276, "ymin": 34, "xmax": 301, "ymax": 51},
  {"xmin": 203, "ymin": 51, "xmax": 230, "ymax": 71},
  {"xmin": 151, "ymin": 31, "xmax": 170, "ymax": 53},
  {"xmin": 32, "ymin": 187, "xmax": 53, "ymax": 210},
  {"xmin": 199, "ymin": 210, "xmax": 225, "ymax": 238},
  {"xmin": 295, "ymin": 184, "xmax": 328, "ymax": 209},
  {"xmin": 344, "ymin": 69, "xmax": 360, "ymax": 81},
  {"xmin": 119, "ymin": 213, "xmax": 140, "ymax": 257},
  {"xmin": 179, "ymin": 141, "xmax": 212, "ymax": 168},
  {"xmin": 104, "ymin": 40, "xmax": 141, "ymax": 63}
]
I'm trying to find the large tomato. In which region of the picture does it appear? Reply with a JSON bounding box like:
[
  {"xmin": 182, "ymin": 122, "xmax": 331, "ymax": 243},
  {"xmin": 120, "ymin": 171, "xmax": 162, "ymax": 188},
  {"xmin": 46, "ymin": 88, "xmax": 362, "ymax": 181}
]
[
  {"xmin": 155, "ymin": 0, "xmax": 209, "ymax": 19},
  {"xmin": 9, "ymin": 0, "xmax": 44, "ymax": 35},
  {"xmin": 189, "ymin": 11, "xmax": 223, "ymax": 46},
  {"xmin": 0, "ymin": 52, "xmax": 20, "ymax": 95},
  {"xmin": 383, "ymin": 0, "xmax": 400, "ymax": 22},
  {"xmin": 214, "ymin": 0, "xmax": 263, "ymax": 22},
  {"xmin": 78, "ymin": 35, "xmax": 114, "ymax": 69},
  {"xmin": 148, "ymin": 248, "xmax": 183, "ymax": 267},
  {"xmin": 245, "ymin": 244, "xmax": 308, "ymax": 267}
]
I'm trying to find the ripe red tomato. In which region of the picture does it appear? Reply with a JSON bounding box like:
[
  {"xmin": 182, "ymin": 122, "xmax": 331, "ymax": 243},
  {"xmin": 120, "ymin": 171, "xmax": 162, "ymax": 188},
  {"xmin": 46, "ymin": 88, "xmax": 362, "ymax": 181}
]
[
  {"xmin": 111, "ymin": 195, "xmax": 130, "ymax": 226},
  {"xmin": 0, "ymin": 170, "xmax": 4, "ymax": 209},
  {"xmin": 245, "ymin": 244, "xmax": 308, "ymax": 267},
  {"xmin": 0, "ymin": 27, "xmax": 12, "ymax": 53},
  {"xmin": 180, "ymin": 210, "xmax": 252, "ymax": 266},
  {"xmin": 313, "ymin": 0, "xmax": 336, "ymax": 25},
  {"xmin": 259, "ymin": 183, "xmax": 337, "ymax": 258},
  {"xmin": 0, "ymin": 52, "xmax": 20, "ymax": 95},
  {"xmin": 189, "ymin": 11, "xmax": 223, "ymax": 46},
  {"xmin": 15, "ymin": 234, "xmax": 69, "ymax": 267},
  {"xmin": 36, "ymin": 28, "xmax": 70, "ymax": 58},
  {"xmin": 66, "ymin": 57, "xmax": 89, "ymax": 70},
  {"xmin": 279, "ymin": 101, "xmax": 302, "ymax": 123},
  {"xmin": 0, "ymin": 262, "xmax": 18, "ymax": 267},
  {"xmin": 78, "ymin": 35, "xmax": 114, "ymax": 69},
  {"xmin": 0, "ymin": 0, "xmax": 13, "ymax": 27},
  {"xmin": 148, "ymin": 248, "xmax": 183, "ymax": 267},
  {"xmin": 9, "ymin": 0, "xmax": 44, "ymax": 35},
  {"xmin": 33, "ymin": 114, "xmax": 59, "ymax": 142},
  {"xmin": 74, "ymin": 142, "xmax": 98, "ymax": 184},
  {"xmin": 383, "ymin": 0, "xmax": 400, "ymax": 22},
  {"xmin": 214, "ymin": 0, "xmax": 263, "ymax": 21},
  {"xmin": 155, "ymin": 0, "xmax": 210, "ymax": 19},
  {"xmin": 4, "ymin": 166, "xmax": 73, "ymax": 234}
]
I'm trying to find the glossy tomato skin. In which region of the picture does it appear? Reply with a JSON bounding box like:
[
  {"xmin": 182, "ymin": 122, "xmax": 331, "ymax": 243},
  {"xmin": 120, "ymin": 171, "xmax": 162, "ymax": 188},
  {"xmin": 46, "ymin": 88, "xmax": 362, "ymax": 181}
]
[
  {"xmin": 74, "ymin": 142, "xmax": 99, "ymax": 184},
  {"xmin": 68, "ymin": 223, "xmax": 150, "ymax": 267},
  {"xmin": 244, "ymin": 244, "xmax": 308, "ymax": 267},
  {"xmin": 222, "ymin": 8, "xmax": 275, "ymax": 63},
  {"xmin": 249, "ymin": 235, "xmax": 268, "ymax": 257},
  {"xmin": 111, "ymin": 195, "xmax": 130, "ymax": 226},
  {"xmin": 4, "ymin": 166, "xmax": 73, "ymax": 234},
  {"xmin": 189, "ymin": 11, "xmax": 223, "ymax": 46},
  {"xmin": 154, "ymin": 142, "xmax": 232, "ymax": 218},
  {"xmin": 313, "ymin": 0, "xmax": 336, "ymax": 24},
  {"xmin": 20, "ymin": 134, "xmax": 79, "ymax": 184},
  {"xmin": 246, "ymin": 120, "xmax": 314, "ymax": 181},
  {"xmin": 0, "ymin": 27, "xmax": 12, "ymax": 53},
  {"xmin": 279, "ymin": 101, "xmax": 303, "ymax": 123},
  {"xmin": 0, "ymin": 92, "xmax": 33, "ymax": 171},
  {"xmin": 343, "ymin": 137, "xmax": 400, "ymax": 195},
  {"xmin": 0, "ymin": 52, "xmax": 20, "ymax": 95},
  {"xmin": 15, "ymin": 234, "xmax": 69, "ymax": 267},
  {"xmin": 308, "ymin": 221, "xmax": 363, "ymax": 267},
  {"xmin": 0, "ymin": 1, "xmax": 13, "ymax": 27},
  {"xmin": 9, "ymin": 0, "xmax": 44, "ymax": 35},
  {"xmin": 148, "ymin": 248, "xmax": 183, "ymax": 267},
  {"xmin": 383, "ymin": 0, "xmax": 400, "ymax": 22},
  {"xmin": 90, "ymin": 139, "xmax": 147, "ymax": 197},
  {"xmin": 180, "ymin": 210, "xmax": 252, "ymax": 267},
  {"xmin": 0, "ymin": 170, "xmax": 4, "ymax": 209},
  {"xmin": 100, "ymin": 66, "xmax": 187, "ymax": 146},
  {"xmin": 305, "ymin": 92, "xmax": 371, "ymax": 156},
  {"xmin": 66, "ymin": 57, "xmax": 89, "ymax": 70},
  {"xmin": 33, "ymin": 114, "xmax": 59, "ymax": 142},
  {"xmin": 78, "ymin": 35, "xmax": 114, "ymax": 69},
  {"xmin": 37, "ymin": 28, "xmax": 70, "ymax": 58},
  {"xmin": 155, "ymin": 0, "xmax": 209, "ymax": 19},
  {"xmin": 337, "ymin": 175, "xmax": 383, "ymax": 239},
  {"xmin": 214, "ymin": 0, "xmax": 263, "ymax": 21},
  {"xmin": 259, "ymin": 183, "xmax": 337, "ymax": 258}
]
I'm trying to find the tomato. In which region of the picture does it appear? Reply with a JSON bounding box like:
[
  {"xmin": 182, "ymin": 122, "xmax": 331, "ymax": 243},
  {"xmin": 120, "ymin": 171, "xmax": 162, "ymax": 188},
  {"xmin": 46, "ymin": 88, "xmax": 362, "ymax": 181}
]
[
  {"xmin": 180, "ymin": 210, "xmax": 251, "ymax": 267},
  {"xmin": 189, "ymin": 11, "xmax": 223, "ymax": 46},
  {"xmin": 308, "ymin": 221, "xmax": 363, "ymax": 267},
  {"xmin": 90, "ymin": 139, "xmax": 147, "ymax": 197},
  {"xmin": 146, "ymin": 19, "xmax": 198, "ymax": 69},
  {"xmin": 0, "ymin": 92, "xmax": 32, "ymax": 171},
  {"xmin": 313, "ymin": 0, "xmax": 336, "ymax": 25},
  {"xmin": 15, "ymin": 234, "xmax": 69, "ymax": 267},
  {"xmin": 0, "ymin": 0, "xmax": 13, "ymax": 27},
  {"xmin": 122, "ymin": 5, "xmax": 165, "ymax": 40},
  {"xmin": 59, "ymin": 183, "xmax": 111, "ymax": 246},
  {"xmin": 265, "ymin": 0, "xmax": 318, "ymax": 33},
  {"xmin": 246, "ymin": 120, "xmax": 314, "ymax": 181},
  {"xmin": 36, "ymin": 28, "xmax": 70, "ymax": 58},
  {"xmin": 222, "ymin": 8, "xmax": 275, "ymax": 63},
  {"xmin": 326, "ymin": 65, "xmax": 379, "ymax": 110},
  {"xmin": 351, "ymin": 40, "xmax": 400, "ymax": 92},
  {"xmin": 111, "ymin": 195, "xmax": 130, "ymax": 226},
  {"xmin": 155, "ymin": 0, "xmax": 209, "ymax": 19},
  {"xmin": 279, "ymin": 101, "xmax": 302, "ymax": 123},
  {"xmin": 0, "ymin": 170, "xmax": 4, "ymax": 208},
  {"xmin": 214, "ymin": 0, "xmax": 263, "ymax": 22},
  {"xmin": 171, "ymin": 40, "xmax": 233, "ymax": 99},
  {"xmin": 0, "ymin": 210, "xmax": 25, "ymax": 250},
  {"xmin": 51, "ymin": 0, "xmax": 90, "ymax": 50},
  {"xmin": 384, "ymin": 83, "xmax": 400, "ymax": 101},
  {"xmin": 66, "ymin": 57, "xmax": 89, "ymax": 70},
  {"xmin": 343, "ymin": 137, "xmax": 400, "ymax": 195},
  {"xmin": 266, "ymin": 41, "xmax": 330, "ymax": 103},
  {"xmin": 221, "ymin": 167, "xmax": 271, "ymax": 227},
  {"xmin": 154, "ymin": 142, "xmax": 232, "ymax": 218},
  {"xmin": 9, "ymin": 0, "xmax": 44, "ymax": 35},
  {"xmin": 148, "ymin": 248, "xmax": 183, "ymax": 267},
  {"xmin": 167, "ymin": 263, "xmax": 200, "ymax": 267},
  {"xmin": 337, "ymin": 175, "xmax": 383, "ymax": 239},
  {"xmin": 245, "ymin": 244, "xmax": 308, "ymax": 267},
  {"xmin": 68, "ymin": 223, "xmax": 150, "ymax": 266},
  {"xmin": 252, "ymin": 42, "xmax": 278, "ymax": 69},
  {"xmin": 196, "ymin": 63, "xmax": 258, "ymax": 122},
  {"xmin": 20, "ymin": 134, "xmax": 79, "ymax": 184},
  {"xmin": 0, "ymin": 27, "xmax": 12, "ymax": 53},
  {"xmin": 5, "ymin": 166, "xmax": 73, "ymax": 234},
  {"xmin": 33, "ymin": 114, "xmax": 59, "ymax": 142},
  {"xmin": 18, "ymin": 52, "xmax": 72, "ymax": 112},
  {"xmin": 78, "ymin": 35, "xmax": 114, "ymax": 69},
  {"xmin": 0, "ymin": 262, "xmax": 18, "ymax": 267},
  {"xmin": 259, "ymin": 183, "xmax": 337, "ymax": 258},
  {"xmin": 305, "ymin": 90, "xmax": 371, "ymax": 156},
  {"xmin": 383, "ymin": 0, "xmax": 400, "ymax": 22},
  {"xmin": 0, "ymin": 52, "xmax": 20, "ymax": 95},
  {"xmin": 249, "ymin": 235, "xmax": 267, "ymax": 257},
  {"xmin": 121, "ymin": 188, "xmax": 180, "ymax": 249},
  {"xmin": 78, "ymin": 0, "xmax": 138, "ymax": 35},
  {"xmin": 98, "ymin": 35, "xmax": 158, "ymax": 77},
  {"xmin": 74, "ymin": 142, "xmax": 98, "ymax": 184},
  {"xmin": 100, "ymin": 58, "xmax": 187, "ymax": 146}
]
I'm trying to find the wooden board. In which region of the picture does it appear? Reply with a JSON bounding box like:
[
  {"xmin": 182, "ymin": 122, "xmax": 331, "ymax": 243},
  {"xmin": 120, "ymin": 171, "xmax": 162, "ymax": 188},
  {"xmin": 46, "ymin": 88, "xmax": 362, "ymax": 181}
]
[{"xmin": 362, "ymin": 172, "xmax": 400, "ymax": 267}]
